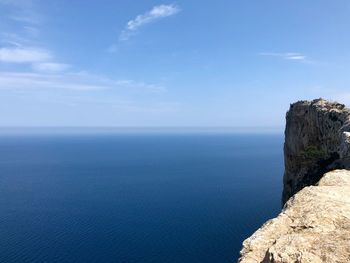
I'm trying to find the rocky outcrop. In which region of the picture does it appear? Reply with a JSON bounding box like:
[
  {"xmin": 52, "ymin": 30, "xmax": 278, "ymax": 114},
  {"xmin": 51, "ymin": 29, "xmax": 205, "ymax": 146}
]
[
  {"xmin": 238, "ymin": 169, "xmax": 350, "ymax": 263},
  {"xmin": 283, "ymin": 99, "xmax": 350, "ymax": 204},
  {"xmin": 238, "ymin": 99, "xmax": 350, "ymax": 263}
]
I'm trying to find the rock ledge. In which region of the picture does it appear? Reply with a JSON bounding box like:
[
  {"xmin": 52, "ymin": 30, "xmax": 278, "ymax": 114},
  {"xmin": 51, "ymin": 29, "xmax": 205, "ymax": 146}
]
[{"xmin": 239, "ymin": 169, "xmax": 350, "ymax": 263}]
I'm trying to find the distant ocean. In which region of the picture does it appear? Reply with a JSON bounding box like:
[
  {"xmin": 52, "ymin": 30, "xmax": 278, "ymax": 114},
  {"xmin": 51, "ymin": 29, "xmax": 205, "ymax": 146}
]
[{"xmin": 0, "ymin": 131, "xmax": 283, "ymax": 262}]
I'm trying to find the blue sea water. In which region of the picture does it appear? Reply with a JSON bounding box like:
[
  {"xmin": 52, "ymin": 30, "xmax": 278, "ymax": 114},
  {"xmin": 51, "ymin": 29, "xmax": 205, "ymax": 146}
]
[{"xmin": 0, "ymin": 132, "xmax": 283, "ymax": 263}]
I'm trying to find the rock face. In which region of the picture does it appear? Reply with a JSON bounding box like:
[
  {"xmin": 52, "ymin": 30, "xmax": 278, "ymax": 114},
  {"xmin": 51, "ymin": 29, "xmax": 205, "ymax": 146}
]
[
  {"xmin": 238, "ymin": 99, "xmax": 350, "ymax": 263},
  {"xmin": 238, "ymin": 169, "xmax": 350, "ymax": 263},
  {"xmin": 283, "ymin": 99, "xmax": 350, "ymax": 204}
]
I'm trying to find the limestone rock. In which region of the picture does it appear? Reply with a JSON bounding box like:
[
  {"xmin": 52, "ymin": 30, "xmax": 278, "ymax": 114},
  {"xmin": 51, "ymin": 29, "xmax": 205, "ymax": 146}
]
[
  {"xmin": 238, "ymin": 169, "xmax": 350, "ymax": 263},
  {"xmin": 238, "ymin": 99, "xmax": 350, "ymax": 262},
  {"xmin": 283, "ymin": 99, "xmax": 350, "ymax": 204}
]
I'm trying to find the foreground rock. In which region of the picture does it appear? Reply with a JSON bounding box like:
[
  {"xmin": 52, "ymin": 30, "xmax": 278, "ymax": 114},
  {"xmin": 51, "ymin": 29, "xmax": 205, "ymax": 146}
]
[
  {"xmin": 283, "ymin": 99, "xmax": 350, "ymax": 204},
  {"xmin": 239, "ymin": 169, "xmax": 350, "ymax": 263}
]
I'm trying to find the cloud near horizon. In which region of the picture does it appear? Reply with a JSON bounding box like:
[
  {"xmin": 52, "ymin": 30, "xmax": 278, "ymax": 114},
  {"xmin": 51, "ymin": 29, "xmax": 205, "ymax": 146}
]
[
  {"xmin": 0, "ymin": 71, "xmax": 166, "ymax": 92},
  {"xmin": 31, "ymin": 62, "xmax": 71, "ymax": 72},
  {"xmin": 119, "ymin": 4, "xmax": 180, "ymax": 41},
  {"xmin": 0, "ymin": 45, "xmax": 73, "ymax": 73},
  {"xmin": 0, "ymin": 47, "xmax": 51, "ymax": 63},
  {"xmin": 260, "ymin": 52, "xmax": 307, "ymax": 61}
]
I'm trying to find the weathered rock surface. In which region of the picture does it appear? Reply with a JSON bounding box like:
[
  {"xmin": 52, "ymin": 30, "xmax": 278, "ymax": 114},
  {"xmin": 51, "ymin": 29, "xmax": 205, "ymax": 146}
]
[
  {"xmin": 238, "ymin": 169, "xmax": 350, "ymax": 263},
  {"xmin": 283, "ymin": 99, "xmax": 350, "ymax": 204}
]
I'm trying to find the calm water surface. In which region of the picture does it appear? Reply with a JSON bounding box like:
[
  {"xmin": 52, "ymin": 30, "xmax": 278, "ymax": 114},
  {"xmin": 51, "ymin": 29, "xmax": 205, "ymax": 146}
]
[{"xmin": 0, "ymin": 133, "xmax": 283, "ymax": 262}]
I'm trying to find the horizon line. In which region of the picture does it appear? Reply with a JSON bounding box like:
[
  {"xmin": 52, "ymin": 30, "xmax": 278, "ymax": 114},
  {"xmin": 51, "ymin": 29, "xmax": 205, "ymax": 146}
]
[{"xmin": 0, "ymin": 126, "xmax": 284, "ymax": 135}]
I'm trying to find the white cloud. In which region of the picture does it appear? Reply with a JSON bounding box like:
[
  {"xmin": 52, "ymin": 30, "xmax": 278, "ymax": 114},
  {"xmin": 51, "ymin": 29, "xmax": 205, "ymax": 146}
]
[
  {"xmin": 120, "ymin": 4, "xmax": 180, "ymax": 41},
  {"xmin": 32, "ymin": 62, "xmax": 71, "ymax": 72},
  {"xmin": 0, "ymin": 47, "xmax": 51, "ymax": 63},
  {"xmin": 260, "ymin": 52, "xmax": 307, "ymax": 61},
  {"xmin": 0, "ymin": 45, "xmax": 69, "ymax": 74},
  {"xmin": 126, "ymin": 4, "xmax": 179, "ymax": 31}
]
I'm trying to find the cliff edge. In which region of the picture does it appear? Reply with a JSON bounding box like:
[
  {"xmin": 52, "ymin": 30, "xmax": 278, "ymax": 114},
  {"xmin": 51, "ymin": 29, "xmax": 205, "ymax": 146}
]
[{"xmin": 238, "ymin": 99, "xmax": 350, "ymax": 263}]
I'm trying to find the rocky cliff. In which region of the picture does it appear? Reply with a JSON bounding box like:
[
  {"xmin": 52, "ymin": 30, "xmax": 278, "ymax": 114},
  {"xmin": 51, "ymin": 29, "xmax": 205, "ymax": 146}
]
[
  {"xmin": 238, "ymin": 99, "xmax": 350, "ymax": 263},
  {"xmin": 283, "ymin": 99, "xmax": 350, "ymax": 204}
]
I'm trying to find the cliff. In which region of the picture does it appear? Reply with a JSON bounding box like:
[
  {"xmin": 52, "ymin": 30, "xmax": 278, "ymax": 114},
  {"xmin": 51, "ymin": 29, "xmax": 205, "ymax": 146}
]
[
  {"xmin": 238, "ymin": 99, "xmax": 350, "ymax": 263},
  {"xmin": 283, "ymin": 99, "xmax": 350, "ymax": 203}
]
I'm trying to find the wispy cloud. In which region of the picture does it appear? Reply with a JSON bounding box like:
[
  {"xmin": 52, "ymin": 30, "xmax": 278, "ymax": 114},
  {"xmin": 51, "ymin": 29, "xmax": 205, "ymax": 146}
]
[
  {"xmin": 0, "ymin": 0, "xmax": 167, "ymax": 111},
  {"xmin": 119, "ymin": 4, "xmax": 180, "ymax": 41},
  {"xmin": 0, "ymin": 1, "xmax": 49, "ymax": 64},
  {"xmin": 1, "ymin": 32, "xmax": 33, "ymax": 46},
  {"xmin": 0, "ymin": 71, "xmax": 166, "ymax": 92},
  {"xmin": 23, "ymin": 26, "xmax": 40, "ymax": 37},
  {"xmin": 32, "ymin": 62, "xmax": 71, "ymax": 72},
  {"xmin": 9, "ymin": 13, "xmax": 40, "ymax": 24},
  {"xmin": 1, "ymin": 0, "xmax": 40, "ymax": 24},
  {"xmin": 0, "ymin": 72, "xmax": 105, "ymax": 90},
  {"xmin": 0, "ymin": 47, "xmax": 51, "ymax": 63},
  {"xmin": 126, "ymin": 4, "xmax": 179, "ymax": 30},
  {"xmin": 0, "ymin": 4, "xmax": 70, "ymax": 71},
  {"xmin": 260, "ymin": 52, "xmax": 311, "ymax": 62}
]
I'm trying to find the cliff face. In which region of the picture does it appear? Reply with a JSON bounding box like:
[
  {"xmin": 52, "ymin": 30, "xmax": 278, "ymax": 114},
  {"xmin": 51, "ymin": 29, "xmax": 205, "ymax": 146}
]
[
  {"xmin": 239, "ymin": 169, "xmax": 350, "ymax": 263},
  {"xmin": 283, "ymin": 99, "xmax": 350, "ymax": 204},
  {"xmin": 238, "ymin": 99, "xmax": 350, "ymax": 263}
]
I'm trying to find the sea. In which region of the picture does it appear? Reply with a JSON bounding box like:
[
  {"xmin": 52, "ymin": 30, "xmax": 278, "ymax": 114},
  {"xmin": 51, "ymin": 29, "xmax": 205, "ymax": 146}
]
[{"xmin": 0, "ymin": 129, "xmax": 283, "ymax": 263}]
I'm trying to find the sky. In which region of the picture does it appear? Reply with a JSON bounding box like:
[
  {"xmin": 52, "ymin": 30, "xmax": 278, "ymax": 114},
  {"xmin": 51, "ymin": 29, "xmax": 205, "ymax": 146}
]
[{"xmin": 1, "ymin": 0, "xmax": 350, "ymax": 128}]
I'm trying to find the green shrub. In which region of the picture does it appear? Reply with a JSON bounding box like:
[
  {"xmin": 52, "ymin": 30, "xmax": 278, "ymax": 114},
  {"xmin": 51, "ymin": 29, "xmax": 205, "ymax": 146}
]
[{"xmin": 302, "ymin": 146, "xmax": 326, "ymax": 160}]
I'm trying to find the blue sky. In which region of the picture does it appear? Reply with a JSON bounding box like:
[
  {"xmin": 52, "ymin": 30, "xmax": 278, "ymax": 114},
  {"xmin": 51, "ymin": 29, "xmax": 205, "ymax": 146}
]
[{"xmin": 1, "ymin": 0, "xmax": 350, "ymax": 127}]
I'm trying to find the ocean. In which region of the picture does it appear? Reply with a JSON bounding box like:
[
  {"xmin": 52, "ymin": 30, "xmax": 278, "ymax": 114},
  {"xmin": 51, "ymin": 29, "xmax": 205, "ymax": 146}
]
[{"xmin": 0, "ymin": 132, "xmax": 283, "ymax": 262}]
